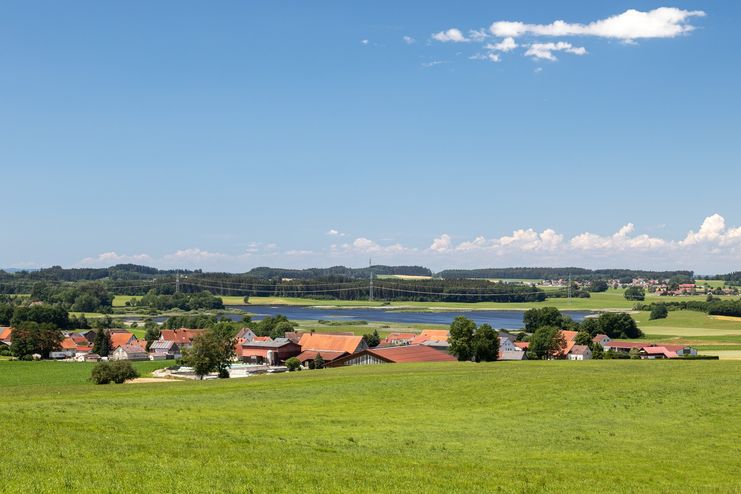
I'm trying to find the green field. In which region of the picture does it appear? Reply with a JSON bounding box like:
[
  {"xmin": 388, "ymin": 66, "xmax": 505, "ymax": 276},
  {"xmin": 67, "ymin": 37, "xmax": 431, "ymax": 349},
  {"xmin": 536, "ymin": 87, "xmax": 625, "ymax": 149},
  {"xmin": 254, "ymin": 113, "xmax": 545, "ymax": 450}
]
[{"xmin": 0, "ymin": 360, "xmax": 738, "ymax": 493}]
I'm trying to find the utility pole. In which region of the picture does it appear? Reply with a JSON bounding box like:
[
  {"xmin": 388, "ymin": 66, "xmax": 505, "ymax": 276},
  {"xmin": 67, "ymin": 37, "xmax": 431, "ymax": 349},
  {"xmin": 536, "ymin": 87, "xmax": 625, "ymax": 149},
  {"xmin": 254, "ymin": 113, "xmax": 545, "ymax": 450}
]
[{"xmin": 369, "ymin": 258, "xmax": 374, "ymax": 302}]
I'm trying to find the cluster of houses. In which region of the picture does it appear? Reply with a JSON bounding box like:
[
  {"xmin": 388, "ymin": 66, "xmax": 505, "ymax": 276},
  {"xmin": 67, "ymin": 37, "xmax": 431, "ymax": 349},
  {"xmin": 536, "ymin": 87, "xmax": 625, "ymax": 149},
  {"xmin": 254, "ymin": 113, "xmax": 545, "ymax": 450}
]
[{"xmin": 0, "ymin": 324, "xmax": 698, "ymax": 366}]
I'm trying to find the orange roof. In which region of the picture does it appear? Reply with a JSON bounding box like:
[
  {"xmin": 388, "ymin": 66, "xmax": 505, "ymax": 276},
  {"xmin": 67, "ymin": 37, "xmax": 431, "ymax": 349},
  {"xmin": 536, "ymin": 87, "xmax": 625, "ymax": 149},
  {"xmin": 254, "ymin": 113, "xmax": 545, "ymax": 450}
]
[
  {"xmin": 514, "ymin": 341, "xmax": 529, "ymax": 350},
  {"xmin": 253, "ymin": 336, "xmax": 272, "ymax": 342},
  {"xmin": 160, "ymin": 329, "xmax": 203, "ymax": 344},
  {"xmin": 0, "ymin": 327, "xmax": 12, "ymax": 341},
  {"xmin": 411, "ymin": 330, "xmax": 449, "ymax": 345},
  {"xmin": 561, "ymin": 330, "xmax": 579, "ymax": 342},
  {"xmin": 299, "ymin": 333, "xmax": 365, "ymax": 354},
  {"xmin": 110, "ymin": 332, "xmax": 135, "ymax": 349},
  {"xmin": 61, "ymin": 337, "xmax": 77, "ymax": 350},
  {"xmin": 384, "ymin": 332, "xmax": 417, "ymax": 342}
]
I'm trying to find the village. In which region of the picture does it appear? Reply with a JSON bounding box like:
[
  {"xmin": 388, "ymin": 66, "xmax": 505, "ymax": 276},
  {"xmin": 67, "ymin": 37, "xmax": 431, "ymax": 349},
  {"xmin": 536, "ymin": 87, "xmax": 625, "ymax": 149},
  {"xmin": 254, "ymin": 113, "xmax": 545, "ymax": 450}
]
[{"xmin": 0, "ymin": 322, "xmax": 699, "ymax": 380}]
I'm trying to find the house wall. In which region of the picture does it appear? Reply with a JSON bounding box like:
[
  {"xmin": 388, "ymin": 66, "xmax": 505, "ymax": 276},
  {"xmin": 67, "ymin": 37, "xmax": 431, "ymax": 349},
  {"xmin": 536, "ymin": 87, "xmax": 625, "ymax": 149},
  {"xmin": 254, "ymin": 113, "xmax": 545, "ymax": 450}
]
[{"xmin": 338, "ymin": 353, "xmax": 386, "ymax": 366}]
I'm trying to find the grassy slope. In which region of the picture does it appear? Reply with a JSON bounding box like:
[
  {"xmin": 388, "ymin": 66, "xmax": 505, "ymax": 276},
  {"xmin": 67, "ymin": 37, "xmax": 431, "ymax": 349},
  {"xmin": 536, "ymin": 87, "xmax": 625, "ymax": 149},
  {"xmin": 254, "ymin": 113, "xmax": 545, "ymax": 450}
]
[{"xmin": 0, "ymin": 361, "xmax": 739, "ymax": 493}]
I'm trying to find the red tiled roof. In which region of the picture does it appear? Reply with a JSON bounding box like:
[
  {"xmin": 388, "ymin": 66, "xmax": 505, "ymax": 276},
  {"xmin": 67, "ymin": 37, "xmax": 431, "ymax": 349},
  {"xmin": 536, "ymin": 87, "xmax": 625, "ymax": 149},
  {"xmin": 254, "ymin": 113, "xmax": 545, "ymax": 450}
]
[
  {"xmin": 110, "ymin": 332, "xmax": 135, "ymax": 349},
  {"xmin": 514, "ymin": 341, "xmax": 529, "ymax": 350},
  {"xmin": 253, "ymin": 336, "xmax": 272, "ymax": 342},
  {"xmin": 561, "ymin": 330, "xmax": 579, "ymax": 342},
  {"xmin": 299, "ymin": 333, "xmax": 365, "ymax": 354},
  {"xmin": 366, "ymin": 345, "xmax": 456, "ymax": 363},
  {"xmin": 384, "ymin": 332, "xmax": 417, "ymax": 342},
  {"xmin": 61, "ymin": 337, "xmax": 77, "ymax": 350},
  {"xmin": 160, "ymin": 329, "xmax": 203, "ymax": 345}
]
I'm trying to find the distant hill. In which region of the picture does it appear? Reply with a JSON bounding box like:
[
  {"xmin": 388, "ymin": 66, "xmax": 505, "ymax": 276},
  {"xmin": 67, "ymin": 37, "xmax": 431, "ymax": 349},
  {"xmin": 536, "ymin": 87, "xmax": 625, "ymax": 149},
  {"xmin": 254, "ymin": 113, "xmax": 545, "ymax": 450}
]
[{"xmin": 436, "ymin": 267, "xmax": 694, "ymax": 281}]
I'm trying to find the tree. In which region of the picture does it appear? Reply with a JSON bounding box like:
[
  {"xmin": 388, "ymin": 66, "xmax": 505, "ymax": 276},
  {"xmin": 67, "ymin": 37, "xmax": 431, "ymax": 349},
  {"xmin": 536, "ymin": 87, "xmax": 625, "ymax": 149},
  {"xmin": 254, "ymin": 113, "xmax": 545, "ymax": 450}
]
[
  {"xmin": 448, "ymin": 316, "xmax": 476, "ymax": 361},
  {"xmin": 649, "ymin": 304, "xmax": 668, "ymax": 320},
  {"xmin": 10, "ymin": 322, "xmax": 63, "ymax": 359},
  {"xmin": 314, "ymin": 353, "xmax": 325, "ymax": 369},
  {"xmin": 471, "ymin": 324, "xmax": 499, "ymax": 362},
  {"xmin": 285, "ymin": 357, "xmax": 301, "ymax": 371},
  {"xmin": 579, "ymin": 317, "xmax": 601, "ymax": 336},
  {"xmin": 93, "ymin": 328, "xmax": 113, "ymax": 357},
  {"xmin": 596, "ymin": 313, "xmax": 643, "ymax": 339},
  {"xmin": 574, "ymin": 331, "xmax": 593, "ymax": 346},
  {"xmin": 629, "ymin": 347, "xmax": 641, "ymax": 360},
  {"xmin": 143, "ymin": 322, "xmax": 161, "ymax": 351},
  {"xmin": 91, "ymin": 362, "xmax": 114, "ymax": 384},
  {"xmin": 523, "ymin": 307, "xmax": 565, "ymax": 332},
  {"xmin": 591, "ymin": 342, "xmax": 604, "ymax": 359},
  {"xmin": 186, "ymin": 327, "xmax": 236, "ymax": 379},
  {"xmin": 624, "ymin": 286, "xmax": 646, "ymax": 301},
  {"xmin": 528, "ymin": 326, "xmax": 566, "ymax": 360},
  {"xmin": 590, "ymin": 280, "xmax": 609, "ymax": 292},
  {"xmin": 92, "ymin": 361, "xmax": 139, "ymax": 384},
  {"xmin": 362, "ymin": 329, "xmax": 381, "ymax": 348}
]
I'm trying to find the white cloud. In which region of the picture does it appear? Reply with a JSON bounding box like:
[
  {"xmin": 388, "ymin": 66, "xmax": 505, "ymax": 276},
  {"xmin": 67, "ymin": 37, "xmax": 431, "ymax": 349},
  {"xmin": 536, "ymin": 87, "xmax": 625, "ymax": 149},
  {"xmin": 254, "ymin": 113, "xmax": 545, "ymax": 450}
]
[
  {"xmin": 486, "ymin": 37, "xmax": 518, "ymax": 53},
  {"xmin": 468, "ymin": 29, "xmax": 488, "ymax": 42},
  {"xmin": 421, "ymin": 60, "xmax": 447, "ymax": 68},
  {"xmin": 327, "ymin": 229, "xmax": 346, "ymax": 237},
  {"xmin": 403, "ymin": 35, "xmax": 416, "ymax": 44},
  {"xmin": 80, "ymin": 251, "xmax": 152, "ymax": 266},
  {"xmin": 429, "ymin": 234, "xmax": 453, "ymax": 253},
  {"xmin": 361, "ymin": 39, "xmax": 369, "ymax": 45},
  {"xmin": 570, "ymin": 223, "xmax": 666, "ymax": 251},
  {"xmin": 525, "ymin": 42, "xmax": 587, "ymax": 61},
  {"xmin": 432, "ymin": 28, "xmax": 468, "ymax": 43},
  {"xmin": 470, "ymin": 52, "xmax": 500, "ymax": 62},
  {"xmin": 163, "ymin": 248, "xmax": 226, "ymax": 262},
  {"xmin": 681, "ymin": 214, "xmax": 741, "ymax": 246},
  {"xmin": 489, "ymin": 8, "xmax": 705, "ymax": 41}
]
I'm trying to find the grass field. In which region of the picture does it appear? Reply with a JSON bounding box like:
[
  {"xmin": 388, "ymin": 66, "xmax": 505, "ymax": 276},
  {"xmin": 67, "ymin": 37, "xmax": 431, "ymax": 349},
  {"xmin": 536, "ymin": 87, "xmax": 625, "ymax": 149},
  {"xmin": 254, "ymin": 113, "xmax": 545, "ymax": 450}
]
[{"xmin": 0, "ymin": 360, "xmax": 738, "ymax": 493}]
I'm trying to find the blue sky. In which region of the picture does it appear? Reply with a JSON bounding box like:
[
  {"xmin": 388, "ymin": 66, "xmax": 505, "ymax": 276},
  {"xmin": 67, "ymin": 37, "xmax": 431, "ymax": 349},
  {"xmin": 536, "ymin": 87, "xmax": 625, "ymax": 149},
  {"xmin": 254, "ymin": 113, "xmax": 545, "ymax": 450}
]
[{"xmin": 1, "ymin": 1, "xmax": 739, "ymax": 273}]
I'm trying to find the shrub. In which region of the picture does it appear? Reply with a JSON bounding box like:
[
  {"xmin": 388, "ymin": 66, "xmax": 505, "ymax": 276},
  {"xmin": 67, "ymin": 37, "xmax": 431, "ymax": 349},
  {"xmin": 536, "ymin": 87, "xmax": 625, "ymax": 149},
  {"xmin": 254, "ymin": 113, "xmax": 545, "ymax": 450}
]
[
  {"xmin": 649, "ymin": 304, "xmax": 668, "ymax": 320},
  {"xmin": 285, "ymin": 357, "xmax": 301, "ymax": 372},
  {"xmin": 624, "ymin": 287, "xmax": 645, "ymax": 301},
  {"xmin": 92, "ymin": 361, "xmax": 139, "ymax": 384}
]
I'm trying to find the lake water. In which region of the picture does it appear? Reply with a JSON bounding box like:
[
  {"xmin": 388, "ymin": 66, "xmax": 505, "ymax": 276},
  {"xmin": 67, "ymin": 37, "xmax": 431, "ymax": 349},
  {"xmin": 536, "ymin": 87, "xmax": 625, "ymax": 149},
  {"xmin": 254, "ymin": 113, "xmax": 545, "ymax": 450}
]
[{"xmin": 222, "ymin": 305, "xmax": 592, "ymax": 330}]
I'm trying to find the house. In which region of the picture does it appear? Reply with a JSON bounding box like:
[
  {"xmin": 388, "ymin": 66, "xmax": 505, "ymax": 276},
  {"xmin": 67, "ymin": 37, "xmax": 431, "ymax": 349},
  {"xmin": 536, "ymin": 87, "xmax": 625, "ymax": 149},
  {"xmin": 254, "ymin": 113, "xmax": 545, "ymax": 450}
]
[
  {"xmin": 75, "ymin": 353, "xmax": 100, "ymax": 362},
  {"xmin": 568, "ymin": 345, "xmax": 592, "ymax": 360},
  {"xmin": 382, "ymin": 332, "xmax": 417, "ymax": 346},
  {"xmin": 499, "ymin": 350, "xmax": 528, "ymax": 361},
  {"xmin": 76, "ymin": 330, "xmax": 97, "ymax": 343},
  {"xmin": 283, "ymin": 331, "xmax": 301, "ymax": 344},
  {"xmin": 640, "ymin": 346, "xmax": 678, "ymax": 359},
  {"xmin": 499, "ymin": 336, "xmax": 520, "ymax": 353},
  {"xmin": 159, "ymin": 328, "xmax": 204, "ymax": 347},
  {"xmin": 110, "ymin": 344, "xmax": 149, "ymax": 361},
  {"xmin": 109, "ymin": 331, "xmax": 137, "ymax": 350},
  {"xmin": 411, "ymin": 330, "xmax": 449, "ymax": 345},
  {"xmin": 514, "ymin": 341, "xmax": 529, "ymax": 351},
  {"xmin": 327, "ymin": 345, "xmax": 456, "ymax": 367},
  {"xmin": 149, "ymin": 340, "xmax": 182, "ymax": 360},
  {"xmin": 235, "ymin": 328, "xmax": 256, "ymax": 344},
  {"xmin": 592, "ymin": 334, "xmax": 611, "ymax": 348},
  {"xmin": 604, "ymin": 341, "xmax": 645, "ymax": 354},
  {"xmin": 240, "ymin": 338, "xmax": 301, "ymax": 365}
]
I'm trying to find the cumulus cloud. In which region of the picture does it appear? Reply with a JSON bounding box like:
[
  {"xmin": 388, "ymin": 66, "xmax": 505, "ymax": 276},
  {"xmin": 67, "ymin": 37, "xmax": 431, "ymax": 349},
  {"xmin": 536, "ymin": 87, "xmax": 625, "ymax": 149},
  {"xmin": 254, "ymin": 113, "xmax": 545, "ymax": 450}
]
[
  {"xmin": 429, "ymin": 234, "xmax": 453, "ymax": 253},
  {"xmin": 489, "ymin": 8, "xmax": 705, "ymax": 40},
  {"xmin": 432, "ymin": 28, "xmax": 468, "ymax": 42},
  {"xmin": 680, "ymin": 214, "xmax": 741, "ymax": 246},
  {"xmin": 570, "ymin": 223, "xmax": 666, "ymax": 251},
  {"xmin": 403, "ymin": 35, "xmax": 416, "ymax": 44},
  {"xmin": 525, "ymin": 42, "xmax": 587, "ymax": 61},
  {"xmin": 327, "ymin": 229, "xmax": 346, "ymax": 237},
  {"xmin": 430, "ymin": 8, "xmax": 704, "ymax": 65},
  {"xmin": 80, "ymin": 251, "xmax": 152, "ymax": 266}
]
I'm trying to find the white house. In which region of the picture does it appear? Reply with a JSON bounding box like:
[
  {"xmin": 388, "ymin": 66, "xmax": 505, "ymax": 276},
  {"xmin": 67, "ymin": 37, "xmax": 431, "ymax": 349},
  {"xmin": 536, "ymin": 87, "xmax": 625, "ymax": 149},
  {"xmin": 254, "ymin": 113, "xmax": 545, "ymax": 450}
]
[
  {"xmin": 568, "ymin": 345, "xmax": 592, "ymax": 360},
  {"xmin": 498, "ymin": 336, "xmax": 520, "ymax": 353}
]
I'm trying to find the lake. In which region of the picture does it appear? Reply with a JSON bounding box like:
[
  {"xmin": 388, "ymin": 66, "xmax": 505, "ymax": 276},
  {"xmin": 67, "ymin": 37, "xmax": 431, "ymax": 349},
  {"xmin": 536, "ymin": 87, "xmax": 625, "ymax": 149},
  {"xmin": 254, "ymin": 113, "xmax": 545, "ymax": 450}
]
[{"xmin": 223, "ymin": 305, "xmax": 593, "ymax": 330}]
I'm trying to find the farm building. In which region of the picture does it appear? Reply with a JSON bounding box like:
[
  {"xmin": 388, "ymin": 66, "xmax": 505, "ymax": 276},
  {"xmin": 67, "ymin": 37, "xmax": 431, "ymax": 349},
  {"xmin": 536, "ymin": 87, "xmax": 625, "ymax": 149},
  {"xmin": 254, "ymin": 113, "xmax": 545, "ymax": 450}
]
[
  {"xmin": 592, "ymin": 334, "xmax": 611, "ymax": 348},
  {"xmin": 109, "ymin": 331, "xmax": 137, "ymax": 350},
  {"xmin": 149, "ymin": 340, "xmax": 182, "ymax": 359},
  {"xmin": 0, "ymin": 327, "xmax": 12, "ymax": 345},
  {"xmin": 382, "ymin": 332, "xmax": 417, "ymax": 346},
  {"xmin": 159, "ymin": 328, "xmax": 204, "ymax": 347},
  {"xmin": 240, "ymin": 338, "xmax": 301, "ymax": 365},
  {"xmin": 297, "ymin": 333, "xmax": 368, "ymax": 367},
  {"xmin": 499, "ymin": 350, "xmax": 528, "ymax": 361},
  {"xmin": 110, "ymin": 344, "xmax": 149, "ymax": 361},
  {"xmin": 327, "ymin": 345, "xmax": 456, "ymax": 367}
]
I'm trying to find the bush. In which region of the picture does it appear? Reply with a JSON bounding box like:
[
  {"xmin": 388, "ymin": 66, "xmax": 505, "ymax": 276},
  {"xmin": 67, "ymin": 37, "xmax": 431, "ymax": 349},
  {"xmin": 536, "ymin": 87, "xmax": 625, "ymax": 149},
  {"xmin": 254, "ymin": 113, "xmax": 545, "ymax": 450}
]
[
  {"xmin": 649, "ymin": 304, "xmax": 668, "ymax": 320},
  {"xmin": 285, "ymin": 357, "xmax": 301, "ymax": 372},
  {"xmin": 92, "ymin": 361, "xmax": 140, "ymax": 384},
  {"xmin": 624, "ymin": 287, "xmax": 645, "ymax": 301}
]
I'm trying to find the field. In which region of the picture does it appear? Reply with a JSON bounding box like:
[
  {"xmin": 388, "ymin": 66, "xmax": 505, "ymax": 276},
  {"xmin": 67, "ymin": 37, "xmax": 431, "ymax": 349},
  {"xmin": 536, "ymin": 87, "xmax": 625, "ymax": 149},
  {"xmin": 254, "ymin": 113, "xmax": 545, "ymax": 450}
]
[{"xmin": 0, "ymin": 360, "xmax": 739, "ymax": 493}]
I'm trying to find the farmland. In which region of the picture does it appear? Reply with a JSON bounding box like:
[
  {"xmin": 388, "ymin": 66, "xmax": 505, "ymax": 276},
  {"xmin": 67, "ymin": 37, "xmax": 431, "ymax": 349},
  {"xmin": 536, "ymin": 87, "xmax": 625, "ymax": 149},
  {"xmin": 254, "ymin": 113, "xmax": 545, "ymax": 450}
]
[{"xmin": 0, "ymin": 360, "xmax": 738, "ymax": 493}]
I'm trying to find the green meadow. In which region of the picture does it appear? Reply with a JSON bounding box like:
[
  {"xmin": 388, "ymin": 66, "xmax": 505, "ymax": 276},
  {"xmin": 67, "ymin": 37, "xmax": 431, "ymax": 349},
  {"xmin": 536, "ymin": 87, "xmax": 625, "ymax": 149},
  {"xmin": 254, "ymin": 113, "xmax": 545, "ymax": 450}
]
[{"xmin": 0, "ymin": 360, "xmax": 739, "ymax": 493}]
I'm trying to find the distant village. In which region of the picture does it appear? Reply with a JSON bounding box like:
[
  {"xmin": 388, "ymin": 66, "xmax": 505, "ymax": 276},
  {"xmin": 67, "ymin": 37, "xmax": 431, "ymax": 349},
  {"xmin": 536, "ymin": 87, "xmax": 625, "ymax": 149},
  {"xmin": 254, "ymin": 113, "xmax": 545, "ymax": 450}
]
[
  {"xmin": 539, "ymin": 278, "xmax": 738, "ymax": 296},
  {"xmin": 0, "ymin": 322, "xmax": 699, "ymax": 380}
]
